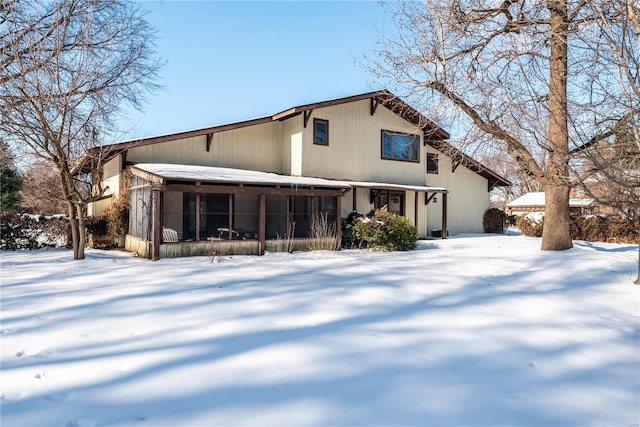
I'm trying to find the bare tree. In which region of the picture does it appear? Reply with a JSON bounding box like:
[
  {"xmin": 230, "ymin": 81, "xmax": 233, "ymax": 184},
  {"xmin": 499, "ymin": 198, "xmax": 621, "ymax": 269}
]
[
  {"xmin": 19, "ymin": 161, "xmax": 68, "ymax": 215},
  {"xmin": 371, "ymin": 0, "xmax": 635, "ymax": 251},
  {"xmin": 570, "ymin": 0, "xmax": 639, "ymax": 283},
  {"xmin": 0, "ymin": 0, "xmax": 161, "ymax": 259},
  {"xmin": 481, "ymin": 153, "xmax": 544, "ymax": 204}
]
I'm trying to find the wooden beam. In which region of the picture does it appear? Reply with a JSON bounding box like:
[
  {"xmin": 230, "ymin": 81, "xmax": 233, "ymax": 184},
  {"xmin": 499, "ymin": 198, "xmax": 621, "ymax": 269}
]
[
  {"xmin": 303, "ymin": 109, "xmax": 313, "ymax": 128},
  {"xmin": 195, "ymin": 192, "xmax": 201, "ymax": 241},
  {"xmin": 151, "ymin": 190, "xmax": 161, "ymax": 260},
  {"xmin": 228, "ymin": 193, "xmax": 233, "ymax": 240},
  {"xmin": 335, "ymin": 196, "xmax": 342, "ymax": 250},
  {"xmin": 425, "ymin": 193, "xmax": 437, "ymax": 205},
  {"xmin": 352, "ymin": 187, "xmax": 357, "ymax": 212},
  {"xmin": 206, "ymin": 133, "xmax": 214, "ymax": 152},
  {"xmin": 130, "ymin": 166, "xmax": 165, "ymax": 185},
  {"xmin": 163, "ymin": 183, "xmax": 345, "ymax": 197},
  {"xmin": 441, "ymin": 192, "xmax": 448, "ymax": 240},
  {"xmin": 370, "ymin": 97, "xmax": 380, "ymax": 116},
  {"xmin": 414, "ymin": 191, "xmax": 419, "ymax": 227},
  {"xmin": 258, "ymin": 194, "xmax": 266, "ymax": 255}
]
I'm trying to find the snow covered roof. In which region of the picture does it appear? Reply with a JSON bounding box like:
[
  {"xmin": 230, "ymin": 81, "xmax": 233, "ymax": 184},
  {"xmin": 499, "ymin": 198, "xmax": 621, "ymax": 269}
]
[
  {"xmin": 343, "ymin": 180, "xmax": 447, "ymax": 193},
  {"xmin": 131, "ymin": 164, "xmax": 448, "ymax": 193},
  {"xmin": 132, "ymin": 164, "xmax": 352, "ymax": 189},
  {"xmin": 506, "ymin": 192, "xmax": 595, "ymax": 208}
]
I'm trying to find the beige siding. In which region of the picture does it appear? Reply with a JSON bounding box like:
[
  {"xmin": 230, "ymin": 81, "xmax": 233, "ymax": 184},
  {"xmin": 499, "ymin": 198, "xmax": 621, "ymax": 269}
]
[
  {"xmin": 298, "ymin": 100, "xmax": 426, "ymax": 184},
  {"xmin": 424, "ymin": 146, "xmax": 489, "ymax": 235},
  {"xmin": 88, "ymin": 196, "xmax": 114, "ymax": 217},
  {"xmin": 102, "ymin": 155, "xmax": 122, "ymax": 197},
  {"xmin": 127, "ymin": 121, "xmax": 284, "ymax": 173},
  {"xmin": 280, "ymin": 117, "xmax": 301, "ymax": 175}
]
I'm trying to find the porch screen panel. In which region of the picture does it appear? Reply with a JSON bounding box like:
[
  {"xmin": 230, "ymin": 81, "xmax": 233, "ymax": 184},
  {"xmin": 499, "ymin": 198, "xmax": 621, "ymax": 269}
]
[
  {"xmin": 234, "ymin": 194, "xmax": 258, "ymax": 240},
  {"xmin": 199, "ymin": 194, "xmax": 229, "ymax": 240},
  {"xmin": 314, "ymin": 196, "xmax": 337, "ymax": 229},
  {"xmin": 128, "ymin": 175, "xmax": 152, "ymax": 240},
  {"xmin": 182, "ymin": 193, "xmax": 197, "ymax": 241},
  {"xmin": 266, "ymin": 196, "xmax": 287, "ymax": 239},
  {"xmin": 163, "ymin": 192, "xmax": 183, "ymax": 239},
  {"xmin": 291, "ymin": 196, "xmax": 311, "ymax": 238}
]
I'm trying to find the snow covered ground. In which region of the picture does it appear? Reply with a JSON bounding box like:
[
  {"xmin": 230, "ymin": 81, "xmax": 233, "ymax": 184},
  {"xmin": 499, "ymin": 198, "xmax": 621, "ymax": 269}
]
[{"xmin": 1, "ymin": 234, "xmax": 638, "ymax": 427}]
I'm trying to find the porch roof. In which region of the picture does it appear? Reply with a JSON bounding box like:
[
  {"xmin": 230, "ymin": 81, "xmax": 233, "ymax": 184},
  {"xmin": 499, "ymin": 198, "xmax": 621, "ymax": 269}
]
[
  {"xmin": 131, "ymin": 163, "xmax": 448, "ymax": 194},
  {"xmin": 342, "ymin": 180, "xmax": 447, "ymax": 194},
  {"xmin": 132, "ymin": 163, "xmax": 352, "ymax": 189}
]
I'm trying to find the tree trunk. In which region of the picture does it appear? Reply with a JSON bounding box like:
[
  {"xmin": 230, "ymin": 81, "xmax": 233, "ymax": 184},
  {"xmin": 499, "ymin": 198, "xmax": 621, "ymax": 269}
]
[
  {"xmin": 67, "ymin": 201, "xmax": 81, "ymax": 259},
  {"xmin": 542, "ymin": 0, "xmax": 573, "ymax": 251},
  {"xmin": 541, "ymin": 184, "xmax": 573, "ymax": 250},
  {"xmin": 76, "ymin": 203, "xmax": 86, "ymax": 260}
]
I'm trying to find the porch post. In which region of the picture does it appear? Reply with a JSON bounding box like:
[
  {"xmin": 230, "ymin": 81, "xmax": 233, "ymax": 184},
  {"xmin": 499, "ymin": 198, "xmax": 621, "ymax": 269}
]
[
  {"xmin": 228, "ymin": 193, "xmax": 233, "ymax": 240},
  {"xmin": 352, "ymin": 187, "xmax": 357, "ymax": 212},
  {"xmin": 258, "ymin": 193, "xmax": 266, "ymax": 255},
  {"xmin": 335, "ymin": 196, "xmax": 342, "ymax": 250},
  {"xmin": 441, "ymin": 192, "xmax": 448, "ymax": 240},
  {"xmin": 414, "ymin": 191, "xmax": 419, "ymax": 228},
  {"xmin": 195, "ymin": 193, "xmax": 200, "ymax": 241},
  {"xmin": 151, "ymin": 189, "xmax": 161, "ymax": 261}
]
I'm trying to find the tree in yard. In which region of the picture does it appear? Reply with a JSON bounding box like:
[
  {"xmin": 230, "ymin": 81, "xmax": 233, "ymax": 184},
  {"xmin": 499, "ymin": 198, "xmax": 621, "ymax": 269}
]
[
  {"xmin": 0, "ymin": 0, "xmax": 161, "ymax": 259},
  {"xmin": 0, "ymin": 140, "xmax": 21, "ymax": 212},
  {"xmin": 19, "ymin": 160, "xmax": 68, "ymax": 215},
  {"xmin": 569, "ymin": 0, "xmax": 639, "ymax": 283},
  {"xmin": 371, "ymin": 0, "xmax": 636, "ymax": 250}
]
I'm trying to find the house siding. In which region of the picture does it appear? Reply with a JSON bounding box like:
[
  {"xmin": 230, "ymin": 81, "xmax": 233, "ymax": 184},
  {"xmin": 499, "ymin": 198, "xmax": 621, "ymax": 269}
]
[
  {"xmin": 424, "ymin": 145, "xmax": 489, "ymax": 235},
  {"xmin": 299, "ymin": 99, "xmax": 426, "ymax": 184},
  {"xmin": 127, "ymin": 121, "xmax": 283, "ymax": 173}
]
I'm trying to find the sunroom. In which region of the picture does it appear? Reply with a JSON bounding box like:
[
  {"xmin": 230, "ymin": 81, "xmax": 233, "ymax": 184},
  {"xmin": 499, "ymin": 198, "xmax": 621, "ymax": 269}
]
[{"xmin": 125, "ymin": 164, "xmax": 351, "ymax": 259}]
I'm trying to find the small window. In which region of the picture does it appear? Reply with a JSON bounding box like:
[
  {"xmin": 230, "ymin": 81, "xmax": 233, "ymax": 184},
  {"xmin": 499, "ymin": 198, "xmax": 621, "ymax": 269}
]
[
  {"xmin": 381, "ymin": 130, "xmax": 419, "ymax": 162},
  {"xmin": 427, "ymin": 153, "xmax": 439, "ymax": 174},
  {"xmin": 314, "ymin": 118, "xmax": 329, "ymax": 145}
]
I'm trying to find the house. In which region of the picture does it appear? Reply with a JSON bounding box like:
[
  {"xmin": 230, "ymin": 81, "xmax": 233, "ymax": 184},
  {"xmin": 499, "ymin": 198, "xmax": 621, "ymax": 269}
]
[
  {"xmin": 89, "ymin": 90, "xmax": 510, "ymax": 259},
  {"xmin": 505, "ymin": 192, "xmax": 596, "ymax": 216}
]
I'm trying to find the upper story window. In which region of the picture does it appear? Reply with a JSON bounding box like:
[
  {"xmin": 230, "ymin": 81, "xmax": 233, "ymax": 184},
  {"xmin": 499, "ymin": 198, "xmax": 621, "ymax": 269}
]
[
  {"xmin": 314, "ymin": 118, "xmax": 329, "ymax": 145},
  {"xmin": 427, "ymin": 153, "xmax": 439, "ymax": 174},
  {"xmin": 381, "ymin": 130, "xmax": 419, "ymax": 162}
]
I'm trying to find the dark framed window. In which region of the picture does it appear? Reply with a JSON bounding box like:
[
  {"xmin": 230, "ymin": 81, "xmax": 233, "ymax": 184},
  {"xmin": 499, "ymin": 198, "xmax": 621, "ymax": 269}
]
[
  {"xmin": 314, "ymin": 118, "xmax": 329, "ymax": 145},
  {"xmin": 381, "ymin": 130, "xmax": 419, "ymax": 162},
  {"xmin": 374, "ymin": 190, "xmax": 405, "ymax": 216},
  {"xmin": 427, "ymin": 153, "xmax": 439, "ymax": 174}
]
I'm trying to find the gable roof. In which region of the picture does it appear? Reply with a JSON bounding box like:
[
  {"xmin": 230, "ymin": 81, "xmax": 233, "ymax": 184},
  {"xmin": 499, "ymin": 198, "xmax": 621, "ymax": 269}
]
[
  {"xmin": 90, "ymin": 90, "xmax": 509, "ymax": 187},
  {"xmin": 506, "ymin": 192, "xmax": 595, "ymax": 208}
]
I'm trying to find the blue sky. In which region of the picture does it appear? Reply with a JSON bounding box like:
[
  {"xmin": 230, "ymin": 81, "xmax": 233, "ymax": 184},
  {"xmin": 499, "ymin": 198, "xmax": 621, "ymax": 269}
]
[{"xmin": 117, "ymin": 1, "xmax": 393, "ymax": 140}]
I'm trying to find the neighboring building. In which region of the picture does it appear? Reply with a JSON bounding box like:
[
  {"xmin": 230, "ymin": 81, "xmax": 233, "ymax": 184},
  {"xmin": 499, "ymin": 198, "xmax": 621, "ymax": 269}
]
[
  {"xmin": 89, "ymin": 90, "xmax": 510, "ymax": 259},
  {"xmin": 505, "ymin": 192, "xmax": 596, "ymax": 216}
]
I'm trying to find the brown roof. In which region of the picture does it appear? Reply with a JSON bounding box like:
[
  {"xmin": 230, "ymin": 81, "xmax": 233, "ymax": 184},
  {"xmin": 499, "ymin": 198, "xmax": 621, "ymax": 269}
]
[{"xmin": 91, "ymin": 90, "xmax": 508, "ymax": 187}]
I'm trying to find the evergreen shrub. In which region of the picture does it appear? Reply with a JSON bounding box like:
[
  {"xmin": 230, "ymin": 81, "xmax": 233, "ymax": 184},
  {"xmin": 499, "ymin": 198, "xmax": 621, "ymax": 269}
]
[
  {"xmin": 353, "ymin": 211, "xmax": 418, "ymax": 251},
  {"xmin": 483, "ymin": 208, "xmax": 506, "ymax": 233}
]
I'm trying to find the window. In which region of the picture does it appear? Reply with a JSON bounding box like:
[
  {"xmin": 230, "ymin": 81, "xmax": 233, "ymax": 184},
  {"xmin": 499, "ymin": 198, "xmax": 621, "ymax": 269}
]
[
  {"xmin": 427, "ymin": 153, "xmax": 439, "ymax": 174},
  {"xmin": 314, "ymin": 118, "xmax": 329, "ymax": 145},
  {"xmin": 374, "ymin": 190, "xmax": 405, "ymax": 216},
  {"xmin": 382, "ymin": 130, "xmax": 419, "ymax": 161}
]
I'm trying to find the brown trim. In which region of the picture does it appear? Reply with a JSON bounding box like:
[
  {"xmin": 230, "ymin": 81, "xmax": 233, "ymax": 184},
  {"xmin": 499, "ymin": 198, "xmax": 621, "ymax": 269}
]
[
  {"xmin": 151, "ymin": 190, "xmax": 161, "ymax": 260},
  {"xmin": 427, "ymin": 153, "xmax": 439, "ymax": 174},
  {"xmin": 130, "ymin": 166, "xmax": 165, "ymax": 185},
  {"xmin": 303, "ymin": 110, "xmax": 313, "ymax": 128},
  {"xmin": 381, "ymin": 129, "xmax": 420, "ymax": 163},
  {"xmin": 195, "ymin": 192, "xmax": 201, "ymax": 241},
  {"xmin": 313, "ymin": 118, "xmax": 329, "ymax": 146},
  {"xmin": 228, "ymin": 194, "xmax": 233, "ymax": 240},
  {"xmin": 163, "ymin": 183, "xmax": 346, "ymax": 197},
  {"xmin": 335, "ymin": 196, "xmax": 342, "ymax": 249},
  {"xmin": 258, "ymin": 194, "xmax": 266, "ymax": 255},
  {"xmin": 352, "ymin": 187, "xmax": 357, "ymax": 211},
  {"xmin": 206, "ymin": 133, "xmax": 214, "ymax": 152},
  {"xmin": 370, "ymin": 97, "xmax": 380, "ymax": 116},
  {"xmin": 441, "ymin": 192, "xmax": 448, "ymax": 239},
  {"xmin": 414, "ymin": 192, "xmax": 419, "ymax": 227}
]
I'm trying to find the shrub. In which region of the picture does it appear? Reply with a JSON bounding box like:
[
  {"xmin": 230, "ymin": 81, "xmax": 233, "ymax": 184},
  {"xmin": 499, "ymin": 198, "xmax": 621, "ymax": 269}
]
[
  {"xmin": 571, "ymin": 215, "xmax": 639, "ymax": 244},
  {"xmin": 85, "ymin": 215, "xmax": 109, "ymax": 236},
  {"xmin": 515, "ymin": 214, "xmax": 544, "ymax": 237},
  {"xmin": 341, "ymin": 210, "xmax": 366, "ymax": 248},
  {"xmin": 353, "ymin": 210, "xmax": 418, "ymax": 251},
  {"xmin": 483, "ymin": 208, "xmax": 506, "ymax": 233},
  {"xmin": 0, "ymin": 213, "xmax": 71, "ymax": 250}
]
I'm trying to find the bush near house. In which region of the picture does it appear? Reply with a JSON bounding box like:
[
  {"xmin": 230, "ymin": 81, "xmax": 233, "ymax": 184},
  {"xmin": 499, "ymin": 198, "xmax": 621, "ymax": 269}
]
[
  {"xmin": 483, "ymin": 208, "xmax": 506, "ymax": 233},
  {"xmin": 0, "ymin": 213, "xmax": 71, "ymax": 250},
  {"xmin": 352, "ymin": 211, "xmax": 418, "ymax": 251},
  {"xmin": 516, "ymin": 213, "xmax": 639, "ymax": 244}
]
